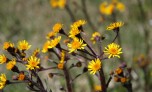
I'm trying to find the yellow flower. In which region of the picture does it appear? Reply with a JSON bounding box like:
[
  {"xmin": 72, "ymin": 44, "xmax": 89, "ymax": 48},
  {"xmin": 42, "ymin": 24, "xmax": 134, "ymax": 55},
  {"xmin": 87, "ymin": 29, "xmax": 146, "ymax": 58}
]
[
  {"xmin": 50, "ymin": 0, "xmax": 66, "ymax": 8},
  {"xmin": 0, "ymin": 74, "xmax": 7, "ymax": 82},
  {"xmin": 71, "ymin": 20, "xmax": 86, "ymax": 28},
  {"xmin": 53, "ymin": 23, "xmax": 63, "ymax": 33},
  {"xmin": 90, "ymin": 32, "xmax": 101, "ymax": 44},
  {"xmin": 42, "ymin": 36, "xmax": 61, "ymax": 53},
  {"xmin": 42, "ymin": 40, "xmax": 52, "ymax": 53},
  {"xmin": 94, "ymin": 85, "xmax": 102, "ymax": 91},
  {"xmin": 0, "ymin": 54, "xmax": 7, "ymax": 64},
  {"xmin": 26, "ymin": 56, "xmax": 40, "ymax": 70},
  {"xmin": 106, "ymin": 22, "xmax": 124, "ymax": 30},
  {"xmin": 18, "ymin": 40, "xmax": 31, "ymax": 51},
  {"xmin": 46, "ymin": 31, "xmax": 56, "ymax": 39},
  {"xmin": 88, "ymin": 58, "xmax": 102, "ymax": 75},
  {"xmin": 69, "ymin": 28, "xmax": 81, "ymax": 38},
  {"xmin": 99, "ymin": 2, "xmax": 114, "ymax": 15},
  {"xmin": 18, "ymin": 73, "xmax": 25, "ymax": 80},
  {"xmin": 6, "ymin": 59, "xmax": 16, "ymax": 70},
  {"xmin": 67, "ymin": 38, "xmax": 87, "ymax": 53},
  {"xmin": 32, "ymin": 48, "xmax": 40, "ymax": 57},
  {"xmin": 3, "ymin": 42, "xmax": 14, "ymax": 50},
  {"xmin": 116, "ymin": 2, "xmax": 125, "ymax": 12},
  {"xmin": 104, "ymin": 43, "xmax": 122, "ymax": 58},
  {"xmin": 0, "ymin": 82, "xmax": 5, "ymax": 89},
  {"xmin": 49, "ymin": 36, "xmax": 61, "ymax": 49}
]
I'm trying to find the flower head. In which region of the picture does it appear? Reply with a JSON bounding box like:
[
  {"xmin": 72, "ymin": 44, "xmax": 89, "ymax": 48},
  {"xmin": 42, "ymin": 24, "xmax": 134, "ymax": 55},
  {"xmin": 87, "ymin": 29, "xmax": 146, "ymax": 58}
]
[
  {"xmin": 90, "ymin": 32, "xmax": 101, "ymax": 44},
  {"xmin": 69, "ymin": 28, "xmax": 81, "ymax": 38},
  {"xmin": 71, "ymin": 20, "xmax": 86, "ymax": 28},
  {"xmin": 50, "ymin": 0, "xmax": 66, "ymax": 8},
  {"xmin": 18, "ymin": 40, "xmax": 31, "ymax": 51},
  {"xmin": 99, "ymin": 2, "xmax": 114, "ymax": 15},
  {"xmin": 6, "ymin": 59, "xmax": 16, "ymax": 70},
  {"xmin": 18, "ymin": 73, "xmax": 25, "ymax": 80},
  {"xmin": 94, "ymin": 85, "xmax": 102, "ymax": 91},
  {"xmin": 42, "ymin": 40, "xmax": 52, "ymax": 53},
  {"xmin": 106, "ymin": 22, "xmax": 124, "ymax": 30},
  {"xmin": 0, "ymin": 74, "xmax": 7, "ymax": 82},
  {"xmin": 3, "ymin": 42, "xmax": 14, "ymax": 50},
  {"xmin": 104, "ymin": 43, "xmax": 122, "ymax": 58},
  {"xmin": 67, "ymin": 38, "xmax": 87, "ymax": 53},
  {"xmin": 46, "ymin": 31, "xmax": 56, "ymax": 39},
  {"xmin": 32, "ymin": 48, "xmax": 40, "ymax": 57},
  {"xmin": 49, "ymin": 36, "xmax": 61, "ymax": 48},
  {"xmin": 0, "ymin": 73, "xmax": 7, "ymax": 89},
  {"xmin": 43, "ymin": 36, "xmax": 61, "ymax": 53},
  {"xmin": 0, "ymin": 82, "xmax": 5, "ymax": 89},
  {"xmin": 88, "ymin": 58, "xmax": 101, "ymax": 75},
  {"xmin": 53, "ymin": 23, "xmax": 63, "ymax": 33},
  {"xmin": 0, "ymin": 54, "xmax": 7, "ymax": 64},
  {"xmin": 26, "ymin": 56, "xmax": 40, "ymax": 70}
]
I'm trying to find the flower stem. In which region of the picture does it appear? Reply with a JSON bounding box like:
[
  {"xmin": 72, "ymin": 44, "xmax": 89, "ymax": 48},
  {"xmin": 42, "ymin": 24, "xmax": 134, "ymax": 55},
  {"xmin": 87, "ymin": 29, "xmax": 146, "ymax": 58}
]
[
  {"xmin": 99, "ymin": 68, "xmax": 107, "ymax": 92},
  {"xmin": 63, "ymin": 65, "xmax": 73, "ymax": 92}
]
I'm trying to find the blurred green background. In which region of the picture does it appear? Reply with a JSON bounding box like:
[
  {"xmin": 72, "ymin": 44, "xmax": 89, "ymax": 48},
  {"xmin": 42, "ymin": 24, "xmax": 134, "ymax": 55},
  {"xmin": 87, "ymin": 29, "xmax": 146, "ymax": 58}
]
[{"xmin": 0, "ymin": 0, "xmax": 152, "ymax": 92}]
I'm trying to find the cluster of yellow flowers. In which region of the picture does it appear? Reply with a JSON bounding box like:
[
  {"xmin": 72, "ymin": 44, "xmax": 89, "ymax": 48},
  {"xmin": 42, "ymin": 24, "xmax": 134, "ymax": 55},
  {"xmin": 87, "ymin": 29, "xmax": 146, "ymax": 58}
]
[{"xmin": 99, "ymin": 0, "xmax": 125, "ymax": 15}]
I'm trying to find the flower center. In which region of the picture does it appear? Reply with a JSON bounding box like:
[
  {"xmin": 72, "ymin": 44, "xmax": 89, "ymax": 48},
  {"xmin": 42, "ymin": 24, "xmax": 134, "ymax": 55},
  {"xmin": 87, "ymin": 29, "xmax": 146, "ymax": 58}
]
[
  {"xmin": 110, "ymin": 48, "xmax": 117, "ymax": 55},
  {"xmin": 72, "ymin": 41, "xmax": 81, "ymax": 49}
]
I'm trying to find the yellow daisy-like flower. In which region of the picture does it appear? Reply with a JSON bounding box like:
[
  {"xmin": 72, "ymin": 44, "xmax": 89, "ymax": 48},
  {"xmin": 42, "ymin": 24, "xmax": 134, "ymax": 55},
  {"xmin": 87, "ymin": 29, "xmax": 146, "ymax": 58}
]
[
  {"xmin": 94, "ymin": 85, "xmax": 102, "ymax": 91},
  {"xmin": 99, "ymin": 2, "xmax": 114, "ymax": 15},
  {"xmin": 42, "ymin": 40, "xmax": 52, "ymax": 53},
  {"xmin": 46, "ymin": 31, "xmax": 56, "ymax": 39},
  {"xmin": 53, "ymin": 23, "xmax": 63, "ymax": 33},
  {"xmin": 3, "ymin": 42, "xmax": 14, "ymax": 50},
  {"xmin": 69, "ymin": 28, "xmax": 81, "ymax": 38},
  {"xmin": 0, "ymin": 54, "xmax": 7, "ymax": 64},
  {"xmin": 6, "ymin": 59, "xmax": 16, "ymax": 70},
  {"xmin": 67, "ymin": 38, "xmax": 87, "ymax": 53},
  {"xmin": 71, "ymin": 20, "xmax": 86, "ymax": 28},
  {"xmin": 106, "ymin": 22, "xmax": 124, "ymax": 30},
  {"xmin": 49, "ymin": 36, "xmax": 61, "ymax": 49},
  {"xmin": 50, "ymin": 0, "xmax": 66, "ymax": 8},
  {"xmin": 18, "ymin": 40, "xmax": 31, "ymax": 51},
  {"xmin": 0, "ymin": 74, "xmax": 7, "ymax": 82},
  {"xmin": 32, "ymin": 48, "xmax": 40, "ymax": 57},
  {"xmin": 0, "ymin": 82, "xmax": 5, "ymax": 89},
  {"xmin": 90, "ymin": 32, "xmax": 101, "ymax": 44},
  {"xmin": 26, "ymin": 56, "xmax": 40, "ymax": 70},
  {"xmin": 116, "ymin": 2, "xmax": 125, "ymax": 12},
  {"xmin": 104, "ymin": 43, "xmax": 122, "ymax": 58},
  {"xmin": 88, "ymin": 58, "xmax": 102, "ymax": 75}
]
